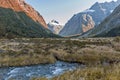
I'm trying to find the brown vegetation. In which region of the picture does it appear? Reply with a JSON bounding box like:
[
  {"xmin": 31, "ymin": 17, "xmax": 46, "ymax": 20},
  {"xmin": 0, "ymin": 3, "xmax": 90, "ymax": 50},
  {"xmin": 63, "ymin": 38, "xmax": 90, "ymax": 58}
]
[{"xmin": 0, "ymin": 37, "xmax": 120, "ymax": 67}]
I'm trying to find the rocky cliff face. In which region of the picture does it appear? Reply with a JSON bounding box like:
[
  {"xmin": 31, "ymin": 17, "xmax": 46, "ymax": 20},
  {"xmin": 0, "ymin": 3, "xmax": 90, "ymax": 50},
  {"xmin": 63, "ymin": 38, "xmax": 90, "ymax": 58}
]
[
  {"xmin": 82, "ymin": 4, "xmax": 120, "ymax": 37},
  {"xmin": 60, "ymin": 0, "xmax": 120, "ymax": 37},
  {"xmin": 48, "ymin": 20, "xmax": 63, "ymax": 34},
  {"xmin": 60, "ymin": 14, "xmax": 95, "ymax": 36},
  {"xmin": 0, "ymin": 0, "xmax": 47, "ymax": 28}
]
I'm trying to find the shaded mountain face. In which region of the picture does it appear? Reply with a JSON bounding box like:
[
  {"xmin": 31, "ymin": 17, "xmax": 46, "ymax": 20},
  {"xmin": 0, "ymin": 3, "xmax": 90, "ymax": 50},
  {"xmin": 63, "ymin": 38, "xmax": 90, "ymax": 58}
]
[
  {"xmin": 0, "ymin": 0, "xmax": 47, "ymax": 28},
  {"xmin": 82, "ymin": 4, "xmax": 120, "ymax": 37},
  {"xmin": 0, "ymin": 0, "xmax": 58, "ymax": 38},
  {"xmin": 48, "ymin": 20, "xmax": 63, "ymax": 34},
  {"xmin": 60, "ymin": 0, "xmax": 120, "ymax": 37},
  {"xmin": 60, "ymin": 14, "xmax": 95, "ymax": 37}
]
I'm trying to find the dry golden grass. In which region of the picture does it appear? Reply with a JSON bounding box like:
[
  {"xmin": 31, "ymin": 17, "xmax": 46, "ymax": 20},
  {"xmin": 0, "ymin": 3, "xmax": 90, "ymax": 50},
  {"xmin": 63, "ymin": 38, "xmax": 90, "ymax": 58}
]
[
  {"xmin": 0, "ymin": 37, "xmax": 120, "ymax": 80},
  {"xmin": 52, "ymin": 63, "xmax": 120, "ymax": 80},
  {"xmin": 31, "ymin": 77, "xmax": 48, "ymax": 80},
  {"xmin": 0, "ymin": 37, "xmax": 120, "ymax": 67},
  {"xmin": 31, "ymin": 63, "xmax": 120, "ymax": 80}
]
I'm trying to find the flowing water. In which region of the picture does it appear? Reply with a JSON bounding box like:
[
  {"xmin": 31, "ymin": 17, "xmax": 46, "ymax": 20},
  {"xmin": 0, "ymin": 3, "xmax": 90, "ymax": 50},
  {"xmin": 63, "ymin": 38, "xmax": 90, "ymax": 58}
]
[{"xmin": 0, "ymin": 61, "xmax": 81, "ymax": 80}]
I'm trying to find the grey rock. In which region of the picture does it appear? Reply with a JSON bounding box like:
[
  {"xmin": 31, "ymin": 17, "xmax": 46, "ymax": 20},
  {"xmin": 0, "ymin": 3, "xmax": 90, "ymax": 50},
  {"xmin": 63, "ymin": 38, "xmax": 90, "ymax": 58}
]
[{"xmin": 60, "ymin": 14, "xmax": 95, "ymax": 36}]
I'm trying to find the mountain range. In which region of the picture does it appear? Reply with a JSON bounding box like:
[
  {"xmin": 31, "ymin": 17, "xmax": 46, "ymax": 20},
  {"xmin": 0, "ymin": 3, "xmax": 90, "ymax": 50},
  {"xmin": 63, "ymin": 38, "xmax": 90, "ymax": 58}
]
[
  {"xmin": 0, "ymin": 0, "xmax": 58, "ymax": 38},
  {"xmin": 0, "ymin": 0, "xmax": 119, "ymax": 38},
  {"xmin": 59, "ymin": 0, "xmax": 120, "ymax": 37},
  {"xmin": 81, "ymin": 4, "xmax": 120, "ymax": 37}
]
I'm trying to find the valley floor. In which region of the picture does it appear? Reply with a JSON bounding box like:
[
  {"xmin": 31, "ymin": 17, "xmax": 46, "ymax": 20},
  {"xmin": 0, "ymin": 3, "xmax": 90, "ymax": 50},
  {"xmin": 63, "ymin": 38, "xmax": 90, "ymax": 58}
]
[{"xmin": 0, "ymin": 37, "xmax": 120, "ymax": 80}]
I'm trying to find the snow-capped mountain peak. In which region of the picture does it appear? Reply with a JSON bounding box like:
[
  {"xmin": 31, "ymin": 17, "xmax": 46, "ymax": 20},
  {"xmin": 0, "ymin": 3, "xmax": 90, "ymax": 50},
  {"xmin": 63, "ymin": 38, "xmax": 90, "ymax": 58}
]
[
  {"xmin": 49, "ymin": 20, "xmax": 60, "ymax": 26},
  {"xmin": 48, "ymin": 20, "xmax": 63, "ymax": 34},
  {"xmin": 59, "ymin": 0, "xmax": 120, "ymax": 37},
  {"xmin": 51, "ymin": 20, "xmax": 59, "ymax": 24}
]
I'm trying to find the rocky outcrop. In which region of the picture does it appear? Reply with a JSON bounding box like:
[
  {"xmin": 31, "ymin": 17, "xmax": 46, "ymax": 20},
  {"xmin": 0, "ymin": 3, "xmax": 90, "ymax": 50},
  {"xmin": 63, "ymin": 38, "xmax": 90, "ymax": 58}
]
[
  {"xmin": 48, "ymin": 20, "xmax": 63, "ymax": 34},
  {"xmin": 0, "ymin": 0, "xmax": 47, "ymax": 28},
  {"xmin": 59, "ymin": 14, "xmax": 95, "ymax": 36},
  {"xmin": 60, "ymin": 0, "xmax": 120, "ymax": 37}
]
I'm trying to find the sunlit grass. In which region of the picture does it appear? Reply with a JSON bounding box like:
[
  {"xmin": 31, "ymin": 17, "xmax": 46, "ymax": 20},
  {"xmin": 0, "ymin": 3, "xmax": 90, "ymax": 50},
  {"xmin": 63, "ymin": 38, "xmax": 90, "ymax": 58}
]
[{"xmin": 0, "ymin": 37, "xmax": 119, "ymax": 67}]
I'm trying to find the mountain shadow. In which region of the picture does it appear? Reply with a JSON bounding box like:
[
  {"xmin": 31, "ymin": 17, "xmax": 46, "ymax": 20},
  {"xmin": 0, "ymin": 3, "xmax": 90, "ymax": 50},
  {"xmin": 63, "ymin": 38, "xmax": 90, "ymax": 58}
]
[{"xmin": 0, "ymin": 7, "xmax": 59, "ymax": 38}]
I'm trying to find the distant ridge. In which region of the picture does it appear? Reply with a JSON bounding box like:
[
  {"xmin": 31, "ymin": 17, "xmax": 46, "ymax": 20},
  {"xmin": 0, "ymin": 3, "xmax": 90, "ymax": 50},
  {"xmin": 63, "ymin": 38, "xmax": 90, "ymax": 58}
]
[
  {"xmin": 60, "ymin": 0, "xmax": 120, "ymax": 37},
  {"xmin": 81, "ymin": 4, "xmax": 120, "ymax": 37}
]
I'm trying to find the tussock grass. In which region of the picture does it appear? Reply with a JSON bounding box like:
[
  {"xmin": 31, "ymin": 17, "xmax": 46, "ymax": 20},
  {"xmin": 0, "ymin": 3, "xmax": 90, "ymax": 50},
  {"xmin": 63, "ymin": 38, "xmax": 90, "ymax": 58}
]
[
  {"xmin": 52, "ymin": 63, "xmax": 120, "ymax": 80},
  {"xmin": 32, "ymin": 63, "xmax": 120, "ymax": 80},
  {"xmin": 0, "ymin": 50, "xmax": 56, "ymax": 67},
  {"xmin": 0, "ymin": 37, "xmax": 120, "ymax": 80},
  {"xmin": 0, "ymin": 37, "xmax": 120, "ymax": 67},
  {"xmin": 31, "ymin": 77, "xmax": 48, "ymax": 80}
]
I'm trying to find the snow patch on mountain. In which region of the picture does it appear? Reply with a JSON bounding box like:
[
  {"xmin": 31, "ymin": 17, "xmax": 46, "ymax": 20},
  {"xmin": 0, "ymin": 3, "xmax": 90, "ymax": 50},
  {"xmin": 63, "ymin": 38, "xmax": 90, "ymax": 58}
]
[
  {"xmin": 110, "ymin": 10, "xmax": 113, "ymax": 13},
  {"xmin": 59, "ymin": 0, "xmax": 120, "ymax": 37},
  {"xmin": 82, "ymin": 9, "xmax": 95, "ymax": 13}
]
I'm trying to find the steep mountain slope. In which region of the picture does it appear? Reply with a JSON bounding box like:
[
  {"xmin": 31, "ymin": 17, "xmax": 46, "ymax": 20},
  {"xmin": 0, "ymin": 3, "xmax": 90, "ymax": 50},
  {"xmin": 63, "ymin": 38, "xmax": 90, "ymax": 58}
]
[
  {"xmin": 60, "ymin": 14, "xmax": 95, "ymax": 36},
  {"xmin": 60, "ymin": 0, "xmax": 120, "ymax": 36},
  {"xmin": 0, "ymin": 0, "xmax": 57, "ymax": 38},
  {"xmin": 48, "ymin": 20, "xmax": 63, "ymax": 34},
  {"xmin": 0, "ymin": 0, "xmax": 47, "ymax": 28},
  {"xmin": 83, "ymin": 4, "xmax": 120, "ymax": 37}
]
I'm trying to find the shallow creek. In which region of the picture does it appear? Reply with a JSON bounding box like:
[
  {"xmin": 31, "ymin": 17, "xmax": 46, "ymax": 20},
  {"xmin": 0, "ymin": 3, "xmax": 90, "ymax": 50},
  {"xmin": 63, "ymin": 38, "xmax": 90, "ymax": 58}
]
[{"xmin": 0, "ymin": 61, "xmax": 83, "ymax": 80}]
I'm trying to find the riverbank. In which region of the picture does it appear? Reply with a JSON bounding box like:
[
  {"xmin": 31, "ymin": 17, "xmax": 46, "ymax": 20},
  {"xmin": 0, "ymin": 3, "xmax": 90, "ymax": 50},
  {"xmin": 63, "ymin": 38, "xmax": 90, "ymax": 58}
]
[
  {"xmin": 32, "ymin": 63, "xmax": 120, "ymax": 80},
  {"xmin": 0, "ymin": 37, "xmax": 120, "ymax": 67}
]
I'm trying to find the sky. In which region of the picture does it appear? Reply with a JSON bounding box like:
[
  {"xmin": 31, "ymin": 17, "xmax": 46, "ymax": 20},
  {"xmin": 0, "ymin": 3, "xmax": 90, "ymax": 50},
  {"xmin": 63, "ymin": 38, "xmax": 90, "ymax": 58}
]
[{"xmin": 26, "ymin": 0, "xmax": 117, "ymax": 25}]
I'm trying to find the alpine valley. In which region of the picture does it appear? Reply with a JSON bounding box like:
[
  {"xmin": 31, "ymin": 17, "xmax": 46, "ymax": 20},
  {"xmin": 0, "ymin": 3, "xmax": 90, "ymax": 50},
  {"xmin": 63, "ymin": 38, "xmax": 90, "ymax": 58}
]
[{"xmin": 0, "ymin": 0, "xmax": 120, "ymax": 80}]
